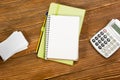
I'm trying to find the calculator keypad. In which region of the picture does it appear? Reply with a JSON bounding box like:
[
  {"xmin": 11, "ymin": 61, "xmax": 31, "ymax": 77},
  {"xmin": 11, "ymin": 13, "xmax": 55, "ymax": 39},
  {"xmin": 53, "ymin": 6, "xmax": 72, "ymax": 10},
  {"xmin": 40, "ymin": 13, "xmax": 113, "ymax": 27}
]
[{"xmin": 91, "ymin": 28, "xmax": 120, "ymax": 58}]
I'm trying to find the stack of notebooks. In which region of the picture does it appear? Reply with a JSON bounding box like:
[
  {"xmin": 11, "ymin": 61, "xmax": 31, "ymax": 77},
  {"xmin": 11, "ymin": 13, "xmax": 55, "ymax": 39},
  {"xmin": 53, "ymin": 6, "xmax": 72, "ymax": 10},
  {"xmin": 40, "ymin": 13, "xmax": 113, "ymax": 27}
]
[{"xmin": 36, "ymin": 3, "xmax": 86, "ymax": 65}]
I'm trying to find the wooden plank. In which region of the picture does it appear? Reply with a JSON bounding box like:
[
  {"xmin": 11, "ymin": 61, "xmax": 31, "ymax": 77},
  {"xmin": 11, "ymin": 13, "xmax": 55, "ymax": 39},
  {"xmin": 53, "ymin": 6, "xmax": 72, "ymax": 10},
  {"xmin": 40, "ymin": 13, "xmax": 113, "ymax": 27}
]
[
  {"xmin": 57, "ymin": 0, "xmax": 120, "ymax": 10},
  {"xmin": 48, "ymin": 61, "xmax": 120, "ymax": 80},
  {"xmin": 0, "ymin": 53, "xmax": 73, "ymax": 80}
]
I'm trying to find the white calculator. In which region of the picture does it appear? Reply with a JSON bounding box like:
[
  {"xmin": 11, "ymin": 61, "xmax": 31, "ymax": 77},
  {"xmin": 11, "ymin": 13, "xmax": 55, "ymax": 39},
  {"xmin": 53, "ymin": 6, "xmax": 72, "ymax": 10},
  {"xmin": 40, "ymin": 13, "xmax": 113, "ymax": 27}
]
[{"xmin": 90, "ymin": 19, "xmax": 120, "ymax": 58}]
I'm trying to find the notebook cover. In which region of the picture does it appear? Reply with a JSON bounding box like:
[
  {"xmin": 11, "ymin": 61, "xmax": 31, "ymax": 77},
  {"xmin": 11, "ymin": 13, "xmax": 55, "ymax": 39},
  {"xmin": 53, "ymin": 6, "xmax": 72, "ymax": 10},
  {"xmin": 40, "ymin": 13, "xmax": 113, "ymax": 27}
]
[
  {"xmin": 45, "ymin": 15, "xmax": 80, "ymax": 60},
  {"xmin": 37, "ymin": 20, "xmax": 74, "ymax": 65},
  {"xmin": 37, "ymin": 3, "xmax": 86, "ymax": 65}
]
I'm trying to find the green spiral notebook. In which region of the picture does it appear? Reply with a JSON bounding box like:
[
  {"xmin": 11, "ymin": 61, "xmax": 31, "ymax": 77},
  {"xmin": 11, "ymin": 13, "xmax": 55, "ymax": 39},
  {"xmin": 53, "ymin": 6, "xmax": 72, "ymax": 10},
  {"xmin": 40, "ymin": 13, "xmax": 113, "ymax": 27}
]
[{"xmin": 37, "ymin": 3, "xmax": 86, "ymax": 65}]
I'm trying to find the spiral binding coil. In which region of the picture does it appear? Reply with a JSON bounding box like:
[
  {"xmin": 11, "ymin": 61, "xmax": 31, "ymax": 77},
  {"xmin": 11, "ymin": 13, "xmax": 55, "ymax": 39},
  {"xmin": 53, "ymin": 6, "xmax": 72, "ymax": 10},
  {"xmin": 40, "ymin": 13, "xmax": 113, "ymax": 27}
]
[{"xmin": 45, "ymin": 15, "xmax": 50, "ymax": 59}]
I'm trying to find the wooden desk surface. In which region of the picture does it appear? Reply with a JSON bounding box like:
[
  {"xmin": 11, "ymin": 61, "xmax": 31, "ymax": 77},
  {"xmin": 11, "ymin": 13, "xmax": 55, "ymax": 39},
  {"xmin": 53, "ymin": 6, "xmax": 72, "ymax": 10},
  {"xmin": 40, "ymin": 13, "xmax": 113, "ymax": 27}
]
[{"xmin": 0, "ymin": 0, "xmax": 120, "ymax": 80}]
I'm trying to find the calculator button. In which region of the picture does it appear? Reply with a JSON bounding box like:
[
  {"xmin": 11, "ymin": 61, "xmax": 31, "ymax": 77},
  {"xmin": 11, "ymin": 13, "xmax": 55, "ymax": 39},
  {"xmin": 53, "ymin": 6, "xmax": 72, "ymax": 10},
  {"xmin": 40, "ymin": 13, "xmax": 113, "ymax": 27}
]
[
  {"xmin": 113, "ymin": 39, "xmax": 116, "ymax": 42},
  {"xmin": 103, "ymin": 35, "xmax": 107, "ymax": 38},
  {"xmin": 103, "ymin": 48, "xmax": 107, "ymax": 53},
  {"xmin": 95, "ymin": 42, "xmax": 99, "ymax": 46},
  {"xmin": 110, "ymin": 42, "xmax": 114, "ymax": 45},
  {"xmin": 114, "ymin": 42, "xmax": 120, "ymax": 46},
  {"xmin": 111, "ymin": 40, "xmax": 116, "ymax": 43},
  {"xmin": 110, "ymin": 47, "xmax": 114, "ymax": 51},
  {"xmin": 102, "ymin": 48, "xmax": 105, "ymax": 51},
  {"xmin": 101, "ymin": 49, "xmax": 105, "ymax": 53},
  {"xmin": 103, "ymin": 29, "xmax": 107, "ymax": 33},
  {"xmin": 106, "ymin": 50, "xmax": 111, "ymax": 54},
  {"xmin": 98, "ymin": 34, "xmax": 101, "ymax": 37},
  {"xmin": 98, "ymin": 40, "xmax": 101, "ymax": 43},
  {"xmin": 101, "ymin": 43, "xmax": 105, "ymax": 47},
  {"xmin": 109, "ymin": 37, "xmax": 113, "ymax": 40},
  {"xmin": 116, "ymin": 42, "xmax": 120, "ymax": 46},
  {"xmin": 104, "ymin": 41, "xmax": 107, "ymax": 44},
  {"xmin": 95, "ymin": 37, "xmax": 98, "ymax": 40},
  {"xmin": 92, "ymin": 39, "xmax": 95, "ymax": 42},
  {"xmin": 107, "ymin": 44, "xmax": 111, "ymax": 47},
  {"xmin": 108, "ymin": 47, "xmax": 111, "ymax": 51},
  {"xmin": 104, "ymin": 46, "xmax": 108, "ymax": 49},
  {"xmin": 107, "ymin": 38, "xmax": 110, "ymax": 42},
  {"xmin": 98, "ymin": 46, "xmax": 102, "ymax": 49},
  {"xmin": 104, "ymin": 53, "xmax": 109, "ymax": 57},
  {"xmin": 106, "ymin": 32, "xmax": 110, "ymax": 36},
  {"xmin": 100, "ymin": 31, "xmax": 104, "ymax": 35},
  {"xmin": 101, "ymin": 37, "xmax": 104, "ymax": 41},
  {"xmin": 113, "ymin": 45, "xmax": 117, "ymax": 49}
]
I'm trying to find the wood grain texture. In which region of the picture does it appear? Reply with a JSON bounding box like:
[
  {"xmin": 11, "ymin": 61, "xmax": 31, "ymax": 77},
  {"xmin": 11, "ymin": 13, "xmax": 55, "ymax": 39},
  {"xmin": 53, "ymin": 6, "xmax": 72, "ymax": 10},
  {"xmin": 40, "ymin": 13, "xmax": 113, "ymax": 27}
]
[{"xmin": 0, "ymin": 0, "xmax": 120, "ymax": 80}]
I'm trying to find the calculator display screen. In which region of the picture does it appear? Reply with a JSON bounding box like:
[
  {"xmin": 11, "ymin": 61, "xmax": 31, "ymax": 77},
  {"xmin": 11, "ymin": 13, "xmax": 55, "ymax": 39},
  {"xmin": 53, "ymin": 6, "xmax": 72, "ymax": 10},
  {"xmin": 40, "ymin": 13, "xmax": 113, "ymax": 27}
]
[{"xmin": 112, "ymin": 23, "xmax": 120, "ymax": 35}]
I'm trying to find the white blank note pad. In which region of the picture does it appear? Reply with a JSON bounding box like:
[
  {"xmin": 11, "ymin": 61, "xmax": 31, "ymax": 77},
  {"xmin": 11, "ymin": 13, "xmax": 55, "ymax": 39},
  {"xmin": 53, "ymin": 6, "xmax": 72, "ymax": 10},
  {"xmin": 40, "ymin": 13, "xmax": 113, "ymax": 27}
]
[
  {"xmin": 45, "ymin": 15, "xmax": 80, "ymax": 61},
  {"xmin": 0, "ymin": 31, "xmax": 29, "ymax": 61}
]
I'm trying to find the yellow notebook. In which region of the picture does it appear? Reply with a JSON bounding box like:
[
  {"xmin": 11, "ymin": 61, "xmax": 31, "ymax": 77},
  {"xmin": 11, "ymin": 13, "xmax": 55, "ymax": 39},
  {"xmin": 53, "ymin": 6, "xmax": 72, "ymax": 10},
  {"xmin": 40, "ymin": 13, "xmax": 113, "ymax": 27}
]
[{"xmin": 37, "ymin": 3, "xmax": 86, "ymax": 65}]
